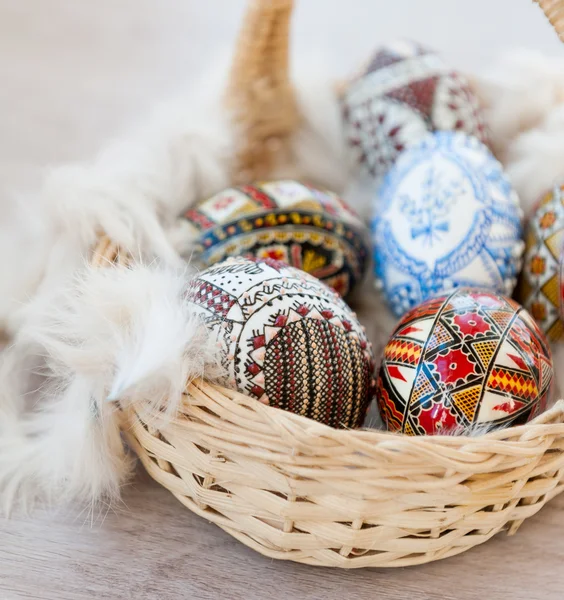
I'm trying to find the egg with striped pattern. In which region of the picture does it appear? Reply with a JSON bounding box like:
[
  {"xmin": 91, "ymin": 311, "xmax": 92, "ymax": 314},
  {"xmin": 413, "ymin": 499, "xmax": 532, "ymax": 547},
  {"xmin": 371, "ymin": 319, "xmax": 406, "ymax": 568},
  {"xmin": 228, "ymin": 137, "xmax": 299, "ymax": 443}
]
[{"xmin": 186, "ymin": 257, "xmax": 376, "ymax": 428}]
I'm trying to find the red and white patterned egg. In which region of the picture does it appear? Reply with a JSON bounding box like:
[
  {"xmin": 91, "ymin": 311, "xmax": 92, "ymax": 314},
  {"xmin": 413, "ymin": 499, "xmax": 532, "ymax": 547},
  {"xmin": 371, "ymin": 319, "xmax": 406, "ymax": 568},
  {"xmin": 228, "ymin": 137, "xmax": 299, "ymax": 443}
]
[
  {"xmin": 377, "ymin": 289, "xmax": 553, "ymax": 435},
  {"xmin": 342, "ymin": 40, "xmax": 489, "ymax": 182},
  {"xmin": 186, "ymin": 256, "xmax": 376, "ymax": 428}
]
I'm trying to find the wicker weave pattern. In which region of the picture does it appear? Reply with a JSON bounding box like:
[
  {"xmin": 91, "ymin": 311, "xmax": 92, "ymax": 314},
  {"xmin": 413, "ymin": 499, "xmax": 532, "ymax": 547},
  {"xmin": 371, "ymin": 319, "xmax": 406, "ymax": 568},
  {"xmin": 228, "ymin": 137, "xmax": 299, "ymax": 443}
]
[
  {"xmin": 537, "ymin": 0, "xmax": 564, "ymax": 40},
  {"xmin": 92, "ymin": 239, "xmax": 564, "ymax": 568},
  {"xmin": 226, "ymin": 0, "xmax": 300, "ymax": 184},
  {"xmin": 121, "ymin": 380, "xmax": 564, "ymax": 568}
]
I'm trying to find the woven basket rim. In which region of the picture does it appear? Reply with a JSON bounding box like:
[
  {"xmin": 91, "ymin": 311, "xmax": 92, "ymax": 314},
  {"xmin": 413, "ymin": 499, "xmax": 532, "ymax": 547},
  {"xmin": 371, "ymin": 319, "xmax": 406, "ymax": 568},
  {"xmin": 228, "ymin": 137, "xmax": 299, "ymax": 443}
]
[{"xmin": 178, "ymin": 379, "xmax": 564, "ymax": 446}]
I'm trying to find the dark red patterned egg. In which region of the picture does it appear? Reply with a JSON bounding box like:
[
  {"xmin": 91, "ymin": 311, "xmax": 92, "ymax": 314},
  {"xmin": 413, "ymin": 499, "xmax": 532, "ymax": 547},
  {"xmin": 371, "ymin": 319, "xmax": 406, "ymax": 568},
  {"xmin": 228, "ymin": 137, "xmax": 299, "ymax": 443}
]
[
  {"xmin": 342, "ymin": 40, "xmax": 489, "ymax": 183},
  {"xmin": 186, "ymin": 256, "xmax": 376, "ymax": 428},
  {"xmin": 377, "ymin": 289, "xmax": 553, "ymax": 435}
]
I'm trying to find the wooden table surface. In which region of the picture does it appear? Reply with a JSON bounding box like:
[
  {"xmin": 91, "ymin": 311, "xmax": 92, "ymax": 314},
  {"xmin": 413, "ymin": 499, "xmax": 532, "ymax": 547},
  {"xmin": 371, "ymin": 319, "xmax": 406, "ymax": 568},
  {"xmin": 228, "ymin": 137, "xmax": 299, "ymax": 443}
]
[{"xmin": 1, "ymin": 1, "xmax": 563, "ymax": 598}]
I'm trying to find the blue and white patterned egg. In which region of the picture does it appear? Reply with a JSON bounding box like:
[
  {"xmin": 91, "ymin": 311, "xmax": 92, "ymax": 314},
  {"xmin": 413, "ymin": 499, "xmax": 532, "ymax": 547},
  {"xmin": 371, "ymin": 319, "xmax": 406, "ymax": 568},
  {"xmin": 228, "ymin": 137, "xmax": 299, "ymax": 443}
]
[{"xmin": 372, "ymin": 131, "xmax": 524, "ymax": 317}]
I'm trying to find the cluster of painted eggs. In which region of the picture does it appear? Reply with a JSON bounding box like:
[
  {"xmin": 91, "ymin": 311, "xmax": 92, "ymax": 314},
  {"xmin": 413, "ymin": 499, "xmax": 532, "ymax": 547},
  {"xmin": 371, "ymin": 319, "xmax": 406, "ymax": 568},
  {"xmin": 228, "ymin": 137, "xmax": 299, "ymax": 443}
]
[
  {"xmin": 339, "ymin": 40, "xmax": 555, "ymax": 434},
  {"xmin": 178, "ymin": 181, "xmax": 374, "ymax": 429},
  {"xmin": 178, "ymin": 40, "xmax": 558, "ymax": 435},
  {"xmin": 343, "ymin": 40, "xmax": 523, "ymax": 317}
]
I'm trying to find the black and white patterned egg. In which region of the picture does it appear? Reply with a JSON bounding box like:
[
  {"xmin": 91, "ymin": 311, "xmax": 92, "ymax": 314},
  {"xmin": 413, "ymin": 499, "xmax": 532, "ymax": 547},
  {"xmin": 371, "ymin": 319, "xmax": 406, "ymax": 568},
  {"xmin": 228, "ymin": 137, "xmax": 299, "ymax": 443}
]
[{"xmin": 185, "ymin": 256, "xmax": 376, "ymax": 428}]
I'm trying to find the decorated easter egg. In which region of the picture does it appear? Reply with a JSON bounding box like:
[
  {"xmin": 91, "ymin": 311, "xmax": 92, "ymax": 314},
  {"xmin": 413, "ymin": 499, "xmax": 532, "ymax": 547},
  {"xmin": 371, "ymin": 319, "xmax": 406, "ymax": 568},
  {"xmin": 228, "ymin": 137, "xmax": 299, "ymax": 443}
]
[
  {"xmin": 373, "ymin": 131, "xmax": 524, "ymax": 317},
  {"xmin": 180, "ymin": 180, "xmax": 370, "ymax": 297},
  {"xmin": 185, "ymin": 257, "xmax": 376, "ymax": 428},
  {"xmin": 377, "ymin": 289, "xmax": 553, "ymax": 435},
  {"xmin": 517, "ymin": 184, "xmax": 564, "ymax": 342},
  {"xmin": 343, "ymin": 40, "xmax": 489, "ymax": 182}
]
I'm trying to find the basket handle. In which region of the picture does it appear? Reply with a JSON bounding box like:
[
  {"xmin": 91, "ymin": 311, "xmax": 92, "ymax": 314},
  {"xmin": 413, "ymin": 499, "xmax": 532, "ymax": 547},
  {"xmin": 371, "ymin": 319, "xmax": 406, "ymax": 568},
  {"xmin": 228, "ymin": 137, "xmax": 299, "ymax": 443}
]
[
  {"xmin": 225, "ymin": 0, "xmax": 300, "ymax": 184},
  {"xmin": 535, "ymin": 0, "xmax": 564, "ymax": 41}
]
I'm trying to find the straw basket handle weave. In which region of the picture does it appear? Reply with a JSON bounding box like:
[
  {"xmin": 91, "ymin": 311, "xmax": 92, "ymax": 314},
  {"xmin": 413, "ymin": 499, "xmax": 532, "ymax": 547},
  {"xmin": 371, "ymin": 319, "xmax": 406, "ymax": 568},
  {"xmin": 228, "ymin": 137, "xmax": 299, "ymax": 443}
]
[
  {"xmin": 536, "ymin": 0, "xmax": 564, "ymax": 40},
  {"xmin": 226, "ymin": 0, "xmax": 299, "ymax": 184}
]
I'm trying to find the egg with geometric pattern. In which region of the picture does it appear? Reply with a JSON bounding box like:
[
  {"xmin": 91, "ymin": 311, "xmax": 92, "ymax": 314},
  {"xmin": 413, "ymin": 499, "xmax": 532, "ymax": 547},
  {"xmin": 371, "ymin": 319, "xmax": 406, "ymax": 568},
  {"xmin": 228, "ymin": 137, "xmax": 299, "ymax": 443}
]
[
  {"xmin": 377, "ymin": 289, "xmax": 553, "ymax": 435},
  {"xmin": 342, "ymin": 39, "xmax": 489, "ymax": 183},
  {"xmin": 517, "ymin": 184, "xmax": 564, "ymax": 342},
  {"xmin": 178, "ymin": 180, "xmax": 371, "ymax": 298},
  {"xmin": 186, "ymin": 256, "xmax": 376, "ymax": 429}
]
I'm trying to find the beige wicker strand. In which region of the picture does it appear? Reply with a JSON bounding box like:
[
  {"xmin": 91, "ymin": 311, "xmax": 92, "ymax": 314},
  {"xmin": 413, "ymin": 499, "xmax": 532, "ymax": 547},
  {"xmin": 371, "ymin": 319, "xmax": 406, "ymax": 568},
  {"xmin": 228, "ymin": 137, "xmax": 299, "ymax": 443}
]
[
  {"xmin": 225, "ymin": 0, "xmax": 300, "ymax": 184},
  {"xmin": 536, "ymin": 0, "xmax": 564, "ymax": 40}
]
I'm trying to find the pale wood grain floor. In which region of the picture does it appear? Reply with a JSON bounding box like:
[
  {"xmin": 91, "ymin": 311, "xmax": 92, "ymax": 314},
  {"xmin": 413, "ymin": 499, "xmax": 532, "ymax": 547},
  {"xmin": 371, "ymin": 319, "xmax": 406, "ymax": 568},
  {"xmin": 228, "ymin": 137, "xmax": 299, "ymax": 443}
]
[{"xmin": 1, "ymin": 1, "xmax": 564, "ymax": 599}]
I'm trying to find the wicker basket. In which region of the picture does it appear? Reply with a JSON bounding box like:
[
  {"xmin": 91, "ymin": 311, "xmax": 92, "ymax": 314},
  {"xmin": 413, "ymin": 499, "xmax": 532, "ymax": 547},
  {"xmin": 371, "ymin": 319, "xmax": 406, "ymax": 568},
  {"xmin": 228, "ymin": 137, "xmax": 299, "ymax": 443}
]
[{"xmin": 92, "ymin": 0, "xmax": 564, "ymax": 568}]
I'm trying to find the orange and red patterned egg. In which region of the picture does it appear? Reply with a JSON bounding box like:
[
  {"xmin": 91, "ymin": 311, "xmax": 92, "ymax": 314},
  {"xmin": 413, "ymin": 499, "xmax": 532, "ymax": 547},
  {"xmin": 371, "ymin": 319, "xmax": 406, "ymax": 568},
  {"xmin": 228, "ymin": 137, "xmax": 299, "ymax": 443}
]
[
  {"xmin": 179, "ymin": 180, "xmax": 370, "ymax": 297},
  {"xmin": 185, "ymin": 256, "xmax": 376, "ymax": 429},
  {"xmin": 377, "ymin": 288, "xmax": 553, "ymax": 435},
  {"xmin": 517, "ymin": 184, "xmax": 564, "ymax": 342}
]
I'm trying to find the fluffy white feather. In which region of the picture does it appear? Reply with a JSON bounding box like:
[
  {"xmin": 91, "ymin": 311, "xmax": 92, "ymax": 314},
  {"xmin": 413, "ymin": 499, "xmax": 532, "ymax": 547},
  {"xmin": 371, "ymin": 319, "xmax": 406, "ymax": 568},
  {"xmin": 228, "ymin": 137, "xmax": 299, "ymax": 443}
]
[
  {"xmin": 0, "ymin": 192, "xmax": 56, "ymax": 333},
  {"xmin": 0, "ymin": 263, "xmax": 223, "ymax": 514},
  {"xmin": 1, "ymin": 59, "xmax": 354, "ymax": 337},
  {"xmin": 503, "ymin": 106, "xmax": 564, "ymax": 215},
  {"xmin": 473, "ymin": 49, "xmax": 564, "ymax": 159},
  {"xmin": 474, "ymin": 48, "xmax": 564, "ymax": 214},
  {"xmin": 287, "ymin": 65, "xmax": 350, "ymax": 193},
  {"xmin": 0, "ymin": 66, "xmax": 235, "ymax": 336}
]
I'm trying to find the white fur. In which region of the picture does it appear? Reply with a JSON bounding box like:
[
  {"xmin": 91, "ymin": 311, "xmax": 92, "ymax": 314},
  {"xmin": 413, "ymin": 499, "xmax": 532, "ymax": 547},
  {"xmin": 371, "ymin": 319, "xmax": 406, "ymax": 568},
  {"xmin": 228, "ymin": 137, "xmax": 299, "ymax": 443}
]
[
  {"xmin": 503, "ymin": 106, "xmax": 564, "ymax": 215},
  {"xmin": 288, "ymin": 66, "xmax": 350, "ymax": 193},
  {"xmin": 0, "ymin": 70, "xmax": 234, "ymax": 336},
  {"xmin": 474, "ymin": 50, "xmax": 564, "ymax": 401},
  {"xmin": 474, "ymin": 49, "xmax": 564, "ymax": 214},
  {"xmin": 0, "ymin": 263, "xmax": 222, "ymax": 514},
  {"xmin": 1, "ymin": 61, "xmax": 350, "ymax": 337}
]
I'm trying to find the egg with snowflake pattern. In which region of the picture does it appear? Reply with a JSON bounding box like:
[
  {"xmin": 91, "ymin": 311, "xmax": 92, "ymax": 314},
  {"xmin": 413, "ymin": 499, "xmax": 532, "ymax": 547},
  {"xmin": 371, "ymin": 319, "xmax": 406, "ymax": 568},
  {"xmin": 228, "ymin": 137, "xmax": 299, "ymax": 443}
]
[
  {"xmin": 517, "ymin": 184, "xmax": 564, "ymax": 342},
  {"xmin": 185, "ymin": 256, "xmax": 376, "ymax": 429},
  {"xmin": 377, "ymin": 289, "xmax": 553, "ymax": 435},
  {"xmin": 373, "ymin": 131, "xmax": 524, "ymax": 317},
  {"xmin": 178, "ymin": 180, "xmax": 370, "ymax": 298},
  {"xmin": 342, "ymin": 39, "xmax": 489, "ymax": 183}
]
